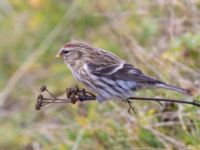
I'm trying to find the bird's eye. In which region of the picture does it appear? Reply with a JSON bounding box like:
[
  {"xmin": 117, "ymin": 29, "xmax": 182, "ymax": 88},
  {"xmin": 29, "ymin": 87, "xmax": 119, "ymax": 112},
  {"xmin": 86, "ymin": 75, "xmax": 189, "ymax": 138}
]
[{"xmin": 63, "ymin": 50, "xmax": 69, "ymax": 54}]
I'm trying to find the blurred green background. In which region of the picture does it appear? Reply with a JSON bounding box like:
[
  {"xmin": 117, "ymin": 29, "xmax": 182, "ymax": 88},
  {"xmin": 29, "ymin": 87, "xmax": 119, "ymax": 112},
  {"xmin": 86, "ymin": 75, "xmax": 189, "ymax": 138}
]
[{"xmin": 0, "ymin": 0, "xmax": 200, "ymax": 149}]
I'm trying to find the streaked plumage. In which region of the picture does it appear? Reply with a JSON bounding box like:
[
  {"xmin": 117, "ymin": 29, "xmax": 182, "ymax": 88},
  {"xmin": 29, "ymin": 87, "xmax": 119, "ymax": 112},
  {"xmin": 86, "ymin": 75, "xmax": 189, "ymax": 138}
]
[{"xmin": 56, "ymin": 41, "xmax": 190, "ymax": 102}]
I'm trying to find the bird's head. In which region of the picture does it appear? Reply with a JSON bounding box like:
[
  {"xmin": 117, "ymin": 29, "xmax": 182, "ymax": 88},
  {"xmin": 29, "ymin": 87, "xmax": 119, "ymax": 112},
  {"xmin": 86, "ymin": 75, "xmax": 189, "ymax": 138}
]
[
  {"xmin": 56, "ymin": 41, "xmax": 122, "ymax": 67},
  {"xmin": 56, "ymin": 41, "xmax": 95, "ymax": 63}
]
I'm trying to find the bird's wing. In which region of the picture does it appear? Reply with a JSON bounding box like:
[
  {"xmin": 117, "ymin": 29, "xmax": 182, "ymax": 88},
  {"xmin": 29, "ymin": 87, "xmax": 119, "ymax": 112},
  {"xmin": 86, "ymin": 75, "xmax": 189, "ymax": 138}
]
[{"xmin": 86, "ymin": 63, "xmax": 164, "ymax": 85}]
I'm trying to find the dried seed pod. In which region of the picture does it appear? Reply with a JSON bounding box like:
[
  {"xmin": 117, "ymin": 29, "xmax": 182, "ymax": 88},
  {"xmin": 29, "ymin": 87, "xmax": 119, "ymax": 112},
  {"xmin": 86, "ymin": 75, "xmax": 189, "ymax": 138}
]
[
  {"xmin": 36, "ymin": 94, "xmax": 44, "ymax": 110},
  {"xmin": 40, "ymin": 85, "xmax": 47, "ymax": 92}
]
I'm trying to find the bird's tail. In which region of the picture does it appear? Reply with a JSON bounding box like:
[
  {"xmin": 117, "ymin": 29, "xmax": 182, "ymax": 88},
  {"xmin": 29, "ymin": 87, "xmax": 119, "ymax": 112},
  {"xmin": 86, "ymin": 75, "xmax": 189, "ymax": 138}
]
[{"xmin": 155, "ymin": 83, "xmax": 192, "ymax": 95}]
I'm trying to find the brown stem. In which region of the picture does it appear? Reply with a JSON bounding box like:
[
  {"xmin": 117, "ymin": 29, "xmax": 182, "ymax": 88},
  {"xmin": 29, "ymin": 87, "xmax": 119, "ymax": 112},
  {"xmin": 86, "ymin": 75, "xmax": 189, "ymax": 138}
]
[
  {"xmin": 36, "ymin": 85, "xmax": 200, "ymax": 110},
  {"xmin": 128, "ymin": 97, "xmax": 200, "ymax": 107}
]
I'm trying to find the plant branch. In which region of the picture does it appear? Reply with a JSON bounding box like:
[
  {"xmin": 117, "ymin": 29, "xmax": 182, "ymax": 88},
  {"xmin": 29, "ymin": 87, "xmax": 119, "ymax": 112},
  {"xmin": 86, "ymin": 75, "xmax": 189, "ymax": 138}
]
[
  {"xmin": 127, "ymin": 97, "xmax": 200, "ymax": 107},
  {"xmin": 35, "ymin": 85, "xmax": 200, "ymax": 111}
]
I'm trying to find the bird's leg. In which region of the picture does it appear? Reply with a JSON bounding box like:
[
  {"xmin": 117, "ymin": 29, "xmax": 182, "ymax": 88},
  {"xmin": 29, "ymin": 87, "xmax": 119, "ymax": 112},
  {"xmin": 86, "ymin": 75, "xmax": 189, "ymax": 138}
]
[
  {"xmin": 125, "ymin": 99, "xmax": 137, "ymax": 114},
  {"xmin": 157, "ymin": 100, "xmax": 163, "ymax": 106}
]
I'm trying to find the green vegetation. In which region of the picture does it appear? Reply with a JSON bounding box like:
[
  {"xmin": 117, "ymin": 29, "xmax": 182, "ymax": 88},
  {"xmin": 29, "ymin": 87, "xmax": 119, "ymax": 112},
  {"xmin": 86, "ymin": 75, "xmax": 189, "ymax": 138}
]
[{"xmin": 0, "ymin": 0, "xmax": 200, "ymax": 149}]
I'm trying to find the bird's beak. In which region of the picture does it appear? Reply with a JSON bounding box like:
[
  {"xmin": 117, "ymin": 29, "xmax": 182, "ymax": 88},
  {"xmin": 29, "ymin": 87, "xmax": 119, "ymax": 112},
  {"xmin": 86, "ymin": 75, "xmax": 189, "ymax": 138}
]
[
  {"xmin": 55, "ymin": 49, "xmax": 63, "ymax": 58},
  {"xmin": 55, "ymin": 52, "xmax": 60, "ymax": 58}
]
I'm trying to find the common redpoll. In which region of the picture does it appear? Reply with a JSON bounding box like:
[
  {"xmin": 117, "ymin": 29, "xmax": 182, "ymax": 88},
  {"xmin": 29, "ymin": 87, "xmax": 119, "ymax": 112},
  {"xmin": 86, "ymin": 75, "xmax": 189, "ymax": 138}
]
[{"xmin": 56, "ymin": 41, "xmax": 190, "ymax": 102}]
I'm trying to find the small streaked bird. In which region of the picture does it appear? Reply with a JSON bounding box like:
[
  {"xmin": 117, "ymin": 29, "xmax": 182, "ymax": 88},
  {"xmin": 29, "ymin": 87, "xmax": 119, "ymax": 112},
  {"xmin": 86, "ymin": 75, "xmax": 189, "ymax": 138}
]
[{"xmin": 56, "ymin": 41, "xmax": 190, "ymax": 102}]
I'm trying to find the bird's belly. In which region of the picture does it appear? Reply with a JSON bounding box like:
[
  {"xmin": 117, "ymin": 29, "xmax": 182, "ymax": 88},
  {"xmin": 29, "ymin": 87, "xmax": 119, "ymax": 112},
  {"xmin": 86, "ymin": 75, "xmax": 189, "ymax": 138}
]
[{"xmin": 72, "ymin": 69, "xmax": 98, "ymax": 93}]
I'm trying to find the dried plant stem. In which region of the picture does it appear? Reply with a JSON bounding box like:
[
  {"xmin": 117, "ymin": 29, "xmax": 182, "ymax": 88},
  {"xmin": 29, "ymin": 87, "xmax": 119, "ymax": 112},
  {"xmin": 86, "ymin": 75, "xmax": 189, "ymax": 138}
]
[
  {"xmin": 128, "ymin": 97, "xmax": 200, "ymax": 107},
  {"xmin": 36, "ymin": 85, "xmax": 200, "ymax": 110}
]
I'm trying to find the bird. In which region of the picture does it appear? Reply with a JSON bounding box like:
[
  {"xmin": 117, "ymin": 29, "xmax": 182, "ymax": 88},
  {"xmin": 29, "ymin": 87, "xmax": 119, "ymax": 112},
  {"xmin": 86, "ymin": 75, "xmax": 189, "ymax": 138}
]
[{"xmin": 56, "ymin": 41, "xmax": 191, "ymax": 102}]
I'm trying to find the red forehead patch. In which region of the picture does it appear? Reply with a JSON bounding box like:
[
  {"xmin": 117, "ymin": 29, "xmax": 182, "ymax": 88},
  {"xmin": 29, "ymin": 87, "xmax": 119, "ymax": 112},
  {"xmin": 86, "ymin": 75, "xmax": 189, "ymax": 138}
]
[{"xmin": 64, "ymin": 43, "xmax": 80, "ymax": 48}]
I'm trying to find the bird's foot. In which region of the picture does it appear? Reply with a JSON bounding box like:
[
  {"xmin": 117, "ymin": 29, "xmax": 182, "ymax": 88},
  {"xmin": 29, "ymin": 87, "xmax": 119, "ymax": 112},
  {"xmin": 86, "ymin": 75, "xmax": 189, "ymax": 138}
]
[{"xmin": 125, "ymin": 99, "xmax": 137, "ymax": 114}]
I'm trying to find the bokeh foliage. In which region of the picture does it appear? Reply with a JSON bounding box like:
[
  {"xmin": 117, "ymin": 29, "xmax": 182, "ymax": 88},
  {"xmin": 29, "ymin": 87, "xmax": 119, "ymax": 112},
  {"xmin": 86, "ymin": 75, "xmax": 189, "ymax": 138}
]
[{"xmin": 0, "ymin": 0, "xmax": 200, "ymax": 149}]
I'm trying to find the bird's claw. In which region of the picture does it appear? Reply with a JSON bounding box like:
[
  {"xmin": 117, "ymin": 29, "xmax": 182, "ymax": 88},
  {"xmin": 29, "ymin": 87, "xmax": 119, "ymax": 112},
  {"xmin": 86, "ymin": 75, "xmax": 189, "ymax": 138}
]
[{"xmin": 125, "ymin": 99, "xmax": 137, "ymax": 114}]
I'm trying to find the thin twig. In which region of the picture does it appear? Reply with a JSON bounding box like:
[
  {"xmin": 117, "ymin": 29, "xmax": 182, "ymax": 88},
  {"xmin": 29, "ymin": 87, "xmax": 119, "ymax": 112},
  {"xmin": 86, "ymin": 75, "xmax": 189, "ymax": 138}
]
[
  {"xmin": 127, "ymin": 97, "xmax": 200, "ymax": 107},
  {"xmin": 36, "ymin": 85, "xmax": 200, "ymax": 111}
]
